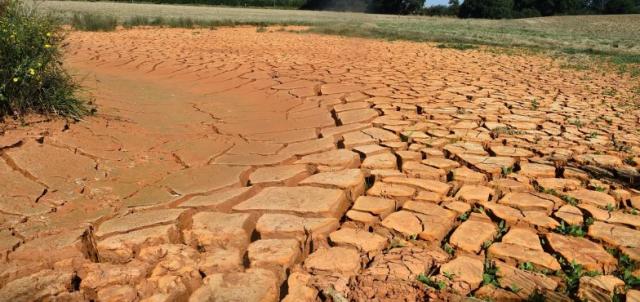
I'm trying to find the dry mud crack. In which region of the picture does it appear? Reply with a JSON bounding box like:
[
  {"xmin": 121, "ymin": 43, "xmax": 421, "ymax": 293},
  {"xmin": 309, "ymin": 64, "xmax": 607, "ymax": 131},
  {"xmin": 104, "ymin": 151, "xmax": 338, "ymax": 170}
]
[{"xmin": 1, "ymin": 27, "xmax": 640, "ymax": 301}]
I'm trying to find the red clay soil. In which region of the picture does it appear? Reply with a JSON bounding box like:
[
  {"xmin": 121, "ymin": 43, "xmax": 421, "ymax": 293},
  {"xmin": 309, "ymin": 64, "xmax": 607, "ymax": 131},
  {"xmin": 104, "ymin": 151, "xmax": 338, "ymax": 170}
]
[{"xmin": 1, "ymin": 27, "xmax": 640, "ymax": 301}]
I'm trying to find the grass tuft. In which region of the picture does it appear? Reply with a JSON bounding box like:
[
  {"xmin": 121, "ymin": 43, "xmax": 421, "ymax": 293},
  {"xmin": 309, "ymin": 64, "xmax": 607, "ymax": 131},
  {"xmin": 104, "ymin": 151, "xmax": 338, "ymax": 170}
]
[{"xmin": 1, "ymin": 0, "xmax": 88, "ymax": 119}]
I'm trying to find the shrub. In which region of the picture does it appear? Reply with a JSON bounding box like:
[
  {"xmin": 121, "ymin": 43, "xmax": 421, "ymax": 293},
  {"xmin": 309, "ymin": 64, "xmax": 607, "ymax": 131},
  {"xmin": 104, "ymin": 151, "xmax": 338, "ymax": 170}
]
[
  {"xmin": 459, "ymin": 0, "xmax": 515, "ymax": 18},
  {"xmin": 0, "ymin": 0, "xmax": 88, "ymax": 119},
  {"xmin": 71, "ymin": 13, "xmax": 118, "ymax": 31}
]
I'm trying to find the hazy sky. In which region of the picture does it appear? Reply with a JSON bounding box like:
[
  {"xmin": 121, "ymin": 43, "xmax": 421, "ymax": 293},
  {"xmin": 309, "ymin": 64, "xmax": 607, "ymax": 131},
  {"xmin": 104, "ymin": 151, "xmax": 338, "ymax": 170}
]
[{"xmin": 428, "ymin": 0, "xmax": 451, "ymax": 6}]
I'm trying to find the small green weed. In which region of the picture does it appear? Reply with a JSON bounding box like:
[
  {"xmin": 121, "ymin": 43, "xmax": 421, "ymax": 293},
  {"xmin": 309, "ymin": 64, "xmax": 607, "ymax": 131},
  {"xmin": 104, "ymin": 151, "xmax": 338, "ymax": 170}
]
[
  {"xmin": 443, "ymin": 242, "xmax": 455, "ymax": 255},
  {"xmin": 530, "ymin": 99, "xmax": 539, "ymax": 110},
  {"xmin": 483, "ymin": 260, "xmax": 500, "ymax": 287},
  {"xmin": 417, "ymin": 273, "xmax": 447, "ymax": 290},
  {"xmin": 555, "ymin": 221, "xmax": 586, "ymax": 237}
]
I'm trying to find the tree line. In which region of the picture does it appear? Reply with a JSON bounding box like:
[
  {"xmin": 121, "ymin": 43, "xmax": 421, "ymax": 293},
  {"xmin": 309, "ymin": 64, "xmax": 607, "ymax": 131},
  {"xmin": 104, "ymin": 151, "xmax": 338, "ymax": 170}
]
[
  {"xmin": 456, "ymin": 0, "xmax": 640, "ymax": 18},
  {"xmin": 99, "ymin": 0, "xmax": 639, "ymax": 17}
]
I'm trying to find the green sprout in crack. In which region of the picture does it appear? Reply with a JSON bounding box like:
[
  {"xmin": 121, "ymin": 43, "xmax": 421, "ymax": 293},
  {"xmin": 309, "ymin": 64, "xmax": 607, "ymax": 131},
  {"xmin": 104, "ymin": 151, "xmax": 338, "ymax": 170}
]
[
  {"xmin": 483, "ymin": 260, "xmax": 500, "ymax": 287},
  {"xmin": 624, "ymin": 156, "xmax": 637, "ymax": 166},
  {"xmin": 594, "ymin": 186, "xmax": 606, "ymax": 192},
  {"xmin": 443, "ymin": 243, "xmax": 455, "ymax": 255},
  {"xmin": 458, "ymin": 211, "xmax": 470, "ymax": 222},
  {"xmin": 560, "ymin": 194, "xmax": 578, "ymax": 206},
  {"xmin": 501, "ymin": 166, "xmax": 513, "ymax": 176},
  {"xmin": 531, "ymin": 99, "xmax": 539, "ymax": 110},
  {"xmin": 568, "ymin": 118, "xmax": 584, "ymax": 128},
  {"xmin": 555, "ymin": 221, "xmax": 586, "ymax": 237},
  {"xmin": 496, "ymin": 220, "xmax": 508, "ymax": 240},
  {"xmin": 519, "ymin": 261, "xmax": 534, "ymax": 272},
  {"xmin": 417, "ymin": 273, "xmax": 447, "ymax": 291}
]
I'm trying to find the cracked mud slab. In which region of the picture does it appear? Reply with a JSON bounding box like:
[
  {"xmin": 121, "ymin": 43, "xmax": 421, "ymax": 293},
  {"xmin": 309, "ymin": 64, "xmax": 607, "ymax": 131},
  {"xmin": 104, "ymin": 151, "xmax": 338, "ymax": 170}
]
[{"xmin": 1, "ymin": 26, "xmax": 640, "ymax": 301}]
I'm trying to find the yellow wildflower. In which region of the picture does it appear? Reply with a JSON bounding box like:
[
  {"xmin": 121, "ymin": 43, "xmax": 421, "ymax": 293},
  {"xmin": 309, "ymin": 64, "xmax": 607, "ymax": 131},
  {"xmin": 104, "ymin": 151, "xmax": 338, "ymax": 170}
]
[
  {"xmin": 29, "ymin": 68, "xmax": 35, "ymax": 75},
  {"xmin": 44, "ymin": 44, "xmax": 51, "ymax": 48},
  {"xmin": 12, "ymin": 77, "xmax": 19, "ymax": 82}
]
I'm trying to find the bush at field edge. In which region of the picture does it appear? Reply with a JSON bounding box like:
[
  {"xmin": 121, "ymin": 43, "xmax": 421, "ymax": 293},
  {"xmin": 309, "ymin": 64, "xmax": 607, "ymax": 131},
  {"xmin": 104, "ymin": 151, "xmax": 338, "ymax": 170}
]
[{"xmin": 0, "ymin": 0, "xmax": 89, "ymax": 119}]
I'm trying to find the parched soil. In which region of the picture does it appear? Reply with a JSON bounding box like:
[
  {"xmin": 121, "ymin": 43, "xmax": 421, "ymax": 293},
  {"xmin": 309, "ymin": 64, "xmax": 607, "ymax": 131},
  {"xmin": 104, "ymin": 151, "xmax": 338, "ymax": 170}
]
[{"xmin": 1, "ymin": 27, "xmax": 639, "ymax": 301}]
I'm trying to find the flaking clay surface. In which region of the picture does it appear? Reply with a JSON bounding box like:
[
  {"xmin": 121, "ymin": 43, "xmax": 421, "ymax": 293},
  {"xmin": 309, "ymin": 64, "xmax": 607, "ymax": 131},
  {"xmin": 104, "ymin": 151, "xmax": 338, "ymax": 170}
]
[{"xmin": 1, "ymin": 27, "xmax": 640, "ymax": 301}]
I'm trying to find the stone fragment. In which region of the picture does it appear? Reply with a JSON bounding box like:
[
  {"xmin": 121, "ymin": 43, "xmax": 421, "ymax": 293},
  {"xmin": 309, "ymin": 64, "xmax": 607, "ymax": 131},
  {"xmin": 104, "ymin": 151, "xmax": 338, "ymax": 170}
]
[
  {"xmin": 554, "ymin": 204, "xmax": 583, "ymax": 225},
  {"xmin": 452, "ymin": 166, "xmax": 487, "ymax": 184},
  {"xmin": 449, "ymin": 218, "xmax": 497, "ymax": 254},
  {"xmin": 482, "ymin": 202, "xmax": 524, "ymax": 224},
  {"xmin": 522, "ymin": 210, "xmax": 561, "ymax": 230},
  {"xmin": 337, "ymin": 108, "xmax": 379, "ymax": 125},
  {"xmin": 439, "ymin": 256, "xmax": 484, "ymax": 294},
  {"xmin": 304, "ymin": 247, "xmax": 361, "ymax": 275},
  {"xmin": 296, "ymin": 149, "xmax": 361, "ymax": 172},
  {"xmin": 382, "ymin": 177, "xmax": 451, "ymax": 196},
  {"xmin": 455, "ymin": 185, "xmax": 495, "ymax": 202},
  {"xmin": 282, "ymin": 272, "xmax": 318, "ymax": 302},
  {"xmin": 566, "ymin": 189, "xmax": 617, "ymax": 209},
  {"xmin": 234, "ymin": 186, "xmax": 348, "ymax": 218},
  {"xmin": 575, "ymin": 154, "xmax": 623, "ymax": 168},
  {"xmin": 183, "ymin": 212, "xmax": 254, "ymax": 252},
  {"xmin": 198, "ymin": 249, "xmax": 243, "ymax": 275},
  {"xmin": 279, "ymin": 137, "xmax": 335, "ymax": 156},
  {"xmin": 160, "ymin": 165, "xmax": 248, "ymax": 195},
  {"xmin": 9, "ymin": 227, "xmax": 95, "ymax": 264},
  {"xmin": 499, "ymin": 192, "xmax": 557, "ymax": 214},
  {"xmin": 364, "ymin": 247, "xmax": 449, "ymax": 281},
  {"xmin": 402, "ymin": 161, "xmax": 446, "ymax": 181},
  {"xmin": 248, "ymin": 239, "xmax": 300, "ymax": 274},
  {"xmin": 0, "ymin": 269, "xmax": 74, "ymax": 302},
  {"xmin": 352, "ymin": 144, "xmax": 388, "ymax": 157},
  {"xmin": 367, "ymin": 182, "xmax": 416, "ymax": 201},
  {"xmin": 489, "ymin": 178, "xmax": 532, "ymax": 195},
  {"xmin": 578, "ymin": 275, "xmax": 625, "ymax": 302},
  {"xmin": 189, "ymin": 269, "xmax": 279, "ymax": 302},
  {"xmin": 381, "ymin": 210, "xmax": 423, "ymax": 236},
  {"xmin": 490, "ymin": 145, "xmax": 534, "ymax": 158},
  {"xmin": 536, "ymin": 178, "xmax": 582, "ymax": 192},
  {"xmin": 488, "ymin": 242, "xmax": 561, "ymax": 272},
  {"xmin": 501, "ymin": 227, "xmax": 542, "ymax": 251},
  {"xmin": 494, "ymin": 261, "xmax": 561, "ymax": 299},
  {"xmin": 474, "ymin": 284, "xmax": 521, "ymax": 302},
  {"xmin": 588, "ymin": 221, "xmax": 640, "ymax": 251},
  {"xmin": 329, "ymin": 228, "xmax": 387, "ymax": 252},
  {"xmin": 457, "ymin": 154, "xmax": 516, "ymax": 176},
  {"xmin": 299, "ymin": 169, "xmax": 365, "ymax": 201},
  {"xmin": 361, "ymin": 152, "xmax": 397, "ymax": 170},
  {"xmin": 96, "ymin": 209, "xmax": 186, "ymax": 238},
  {"xmin": 179, "ymin": 186, "xmax": 255, "ymax": 211},
  {"xmin": 79, "ymin": 262, "xmax": 148, "ymax": 299},
  {"xmin": 98, "ymin": 225, "xmax": 180, "ymax": 263},
  {"xmin": 421, "ymin": 157, "xmax": 460, "ymax": 171},
  {"xmin": 518, "ymin": 162, "xmax": 556, "ymax": 178},
  {"xmin": 97, "ymin": 285, "xmax": 137, "ymax": 302},
  {"xmin": 546, "ymin": 233, "xmax": 617, "ymax": 274},
  {"xmin": 255, "ymin": 213, "xmax": 339, "ymax": 242},
  {"xmin": 249, "ymin": 164, "xmax": 312, "ymax": 186}
]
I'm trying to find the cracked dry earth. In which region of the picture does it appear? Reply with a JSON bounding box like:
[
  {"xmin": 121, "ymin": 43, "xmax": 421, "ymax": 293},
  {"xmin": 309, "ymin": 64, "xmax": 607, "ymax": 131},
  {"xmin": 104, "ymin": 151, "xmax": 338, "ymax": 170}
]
[{"xmin": 1, "ymin": 26, "xmax": 640, "ymax": 302}]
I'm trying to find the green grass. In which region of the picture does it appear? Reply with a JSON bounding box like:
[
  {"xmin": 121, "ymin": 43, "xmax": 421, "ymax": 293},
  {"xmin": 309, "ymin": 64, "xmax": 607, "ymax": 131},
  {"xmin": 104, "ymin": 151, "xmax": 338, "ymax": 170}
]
[
  {"xmin": 36, "ymin": 1, "xmax": 640, "ymax": 74},
  {"xmin": 1, "ymin": 0, "xmax": 88, "ymax": 119}
]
